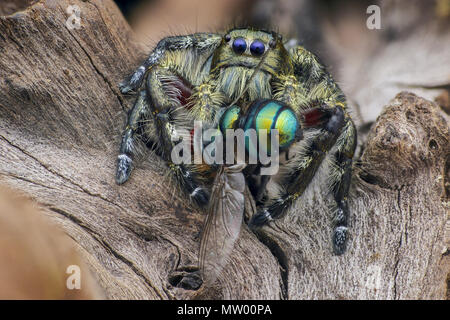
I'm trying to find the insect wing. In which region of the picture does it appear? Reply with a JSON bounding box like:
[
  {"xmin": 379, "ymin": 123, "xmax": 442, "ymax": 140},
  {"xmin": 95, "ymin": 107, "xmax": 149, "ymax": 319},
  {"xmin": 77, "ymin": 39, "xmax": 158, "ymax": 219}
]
[{"xmin": 199, "ymin": 164, "xmax": 246, "ymax": 286}]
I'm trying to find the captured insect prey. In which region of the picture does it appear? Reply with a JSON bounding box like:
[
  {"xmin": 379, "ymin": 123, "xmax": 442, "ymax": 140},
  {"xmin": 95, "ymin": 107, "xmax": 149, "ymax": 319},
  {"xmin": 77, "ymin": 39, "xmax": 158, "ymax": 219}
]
[
  {"xmin": 116, "ymin": 28, "xmax": 357, "ymax": 285},
  {"xmin": 199, "ymin": 164, "xmax": 246, "ymax": 286}
]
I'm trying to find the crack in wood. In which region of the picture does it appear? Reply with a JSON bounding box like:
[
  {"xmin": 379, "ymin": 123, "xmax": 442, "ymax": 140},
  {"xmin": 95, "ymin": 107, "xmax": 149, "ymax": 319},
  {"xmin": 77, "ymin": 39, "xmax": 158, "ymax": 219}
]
[
  {"xmin": 61, "ymin": 5, "xmax": 127, "ymax": 113},
  {"xmin": 0, "ymin": 134, "xmax": 127, "ymax": 212},
  {"xmin": 252, "ymin": 229, "xmax": 289, "ymax": 299},
  {"xmin": 47, "ymin": 205, "xmax": 166, "ymax": 299}
]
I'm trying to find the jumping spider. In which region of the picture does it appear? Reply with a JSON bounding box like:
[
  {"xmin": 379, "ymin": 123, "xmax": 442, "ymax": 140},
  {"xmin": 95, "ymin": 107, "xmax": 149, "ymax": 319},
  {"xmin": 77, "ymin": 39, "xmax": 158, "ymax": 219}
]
[{"xmin": 116, "ymin": 28, "xmax": 356, "ymax": 259}]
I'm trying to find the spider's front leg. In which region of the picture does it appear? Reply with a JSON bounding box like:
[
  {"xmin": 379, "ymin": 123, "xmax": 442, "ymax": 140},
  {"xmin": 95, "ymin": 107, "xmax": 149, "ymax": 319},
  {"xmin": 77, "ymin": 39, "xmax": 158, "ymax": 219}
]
[
  {"xmin": 116, "ymin": 89, "xmax": 151, "ymax": 185},
  {"xmin": 117, "ymin": 32, "xmax": 222, "ymax": 204},
  {"xmin": 144, "ymin": 65, "xmax": 216, "ymax": 206},
  {"xmin": 119, "ymin": 33, "xmax": 222, "ymax": 94},
  {"xmin": 250, "ymin": 103, "xmax": 356, "ymax": 254},
  {"xmin": 250, "ymin": 45, "xmax": 357, "ymax": 254}
]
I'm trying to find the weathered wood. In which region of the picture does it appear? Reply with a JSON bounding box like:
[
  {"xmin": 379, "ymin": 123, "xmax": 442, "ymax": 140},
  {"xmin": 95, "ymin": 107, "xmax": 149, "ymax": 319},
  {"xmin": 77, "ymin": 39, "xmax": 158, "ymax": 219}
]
[{"xmin": 0, "ymin": 0, "xmax": 448, "ymax": 299}]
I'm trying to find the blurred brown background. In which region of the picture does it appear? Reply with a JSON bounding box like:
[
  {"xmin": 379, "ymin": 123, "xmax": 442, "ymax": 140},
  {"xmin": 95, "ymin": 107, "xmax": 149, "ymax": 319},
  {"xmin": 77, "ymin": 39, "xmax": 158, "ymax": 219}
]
[
  {"xmin": 114, "ymin": 0, "xmax": 450, "ymax": 127},
  {"xmin": 2, "ymin": 0, "xmax": 447, "ymax": 124}
]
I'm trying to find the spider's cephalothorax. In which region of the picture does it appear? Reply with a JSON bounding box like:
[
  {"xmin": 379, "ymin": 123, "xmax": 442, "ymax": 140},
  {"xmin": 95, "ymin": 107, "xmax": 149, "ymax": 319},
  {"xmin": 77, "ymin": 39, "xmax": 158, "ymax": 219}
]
[{"xmin": 116, "ymin": 28, "xmax": 357, "ymax": 256}]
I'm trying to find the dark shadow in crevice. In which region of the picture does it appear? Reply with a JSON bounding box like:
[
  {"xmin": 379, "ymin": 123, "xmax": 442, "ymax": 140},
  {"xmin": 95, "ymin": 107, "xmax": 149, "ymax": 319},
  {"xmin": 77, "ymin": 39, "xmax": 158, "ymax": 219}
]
[
  {"xmin": 251, "ymin": 229, "xmax": 289, "ymax": 299},
  {"xmin": 168, "ymin": 266, "xmax": 203, "ymax": 291}
]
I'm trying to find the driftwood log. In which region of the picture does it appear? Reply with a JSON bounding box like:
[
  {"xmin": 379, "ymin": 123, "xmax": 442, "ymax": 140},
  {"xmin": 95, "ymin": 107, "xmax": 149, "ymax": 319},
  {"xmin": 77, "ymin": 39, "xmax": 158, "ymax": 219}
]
[{"xmin": 0, "ymin": 0, "xmax": 449, "ymax": 299}]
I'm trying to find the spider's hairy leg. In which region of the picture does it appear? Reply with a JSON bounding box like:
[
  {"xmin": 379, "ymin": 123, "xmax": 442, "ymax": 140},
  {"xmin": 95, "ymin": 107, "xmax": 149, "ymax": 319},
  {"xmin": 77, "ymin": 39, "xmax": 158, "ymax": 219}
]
[
  {"xmin": 249, "ymin": 105, "xmax": 346, "ymax": 224},
  {"xmin": 289, "ymin": 45, "xmax": 357, "ymax": 254},
  {"xmin": 119, "ymin": 33, "xmax": 222, "ymax": 94},
  {"xmin": 116, "ymin": 89, "xmax": 150, "ymax": 185},
  {"xmin": 328, "ymin": 115, "xmax": 357, "ymax": 254},
  {"xmin": 271, "ymin": 74, "xmax": 308, "ymax": 114},
  {"xmin": 249, "ymin": 105, "xmax": 354, "ymax": 254},
  {"xmin": 254, "ymin": 44, "xmax": 357, "ymax": 254},
  {"xmin": 288, "ymin": 44, "xmax": 332, "ymax": 90},
  {"xmin": 146, "ymin": 66, "xmax": 212, "ymax": 206}
]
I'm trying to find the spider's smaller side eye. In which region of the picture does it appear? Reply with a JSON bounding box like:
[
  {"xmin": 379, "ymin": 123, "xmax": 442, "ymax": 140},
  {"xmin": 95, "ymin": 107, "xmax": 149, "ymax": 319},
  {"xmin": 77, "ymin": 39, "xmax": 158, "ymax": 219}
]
[
  {"xmin": 232, "ymin": 38, "xmax": 247, "ymax": 54},
  {"xmin": 268, "ymin": 39, "xmax": 276, "ymax": 49},
  {"xmin": 224, "ymin": 34, "xmax": 231, "ymax": 42}
]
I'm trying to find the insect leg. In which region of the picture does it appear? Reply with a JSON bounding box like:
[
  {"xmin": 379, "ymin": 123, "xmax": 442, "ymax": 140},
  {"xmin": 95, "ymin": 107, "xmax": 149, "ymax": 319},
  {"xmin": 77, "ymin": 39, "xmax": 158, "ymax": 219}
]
[
  {"xmin": 116, "ymin": 89, "xmax": 150, "ymax": 185},
  {"xmin": 120, "ymin": 33, "xmax": 222, "ymax": 94}
]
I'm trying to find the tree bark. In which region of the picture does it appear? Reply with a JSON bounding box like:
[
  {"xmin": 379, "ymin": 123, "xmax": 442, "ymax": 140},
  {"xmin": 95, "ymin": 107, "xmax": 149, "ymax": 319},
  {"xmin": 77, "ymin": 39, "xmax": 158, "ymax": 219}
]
[{"xmin": 0, "ymin": 0, "xmax": 448, "ymax": 299}]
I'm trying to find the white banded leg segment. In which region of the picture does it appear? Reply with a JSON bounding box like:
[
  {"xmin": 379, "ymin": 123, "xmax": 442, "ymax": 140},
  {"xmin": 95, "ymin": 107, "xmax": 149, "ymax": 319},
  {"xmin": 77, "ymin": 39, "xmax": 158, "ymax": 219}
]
[
  {"xmin": 120, "ymin": 66, "xmax": 146, "ymax": 94},
  {"xmin": 188, "ymin": 184, "xmax": 209, "ymax": 206},
  {"xmin": 115, "ymin": 89, "xmax": 150, "ymax": 185},
  {"xmin": 191, "ymin": 187, "xmax": 202, "ymax": 197},
  {"xmin": 249, "ymin": 208, "xmax": 273, "ymax": 227},
  {"xmin": 333, "ymin": 226, "xmax": 348, "ymax": 254},
  {"xmin": 168, "ymin": 162, "xmax": 210, "ymax": 207},
  {"xmin": 116, "ymin": 154, "xmax": 132, "ymax": 185}
]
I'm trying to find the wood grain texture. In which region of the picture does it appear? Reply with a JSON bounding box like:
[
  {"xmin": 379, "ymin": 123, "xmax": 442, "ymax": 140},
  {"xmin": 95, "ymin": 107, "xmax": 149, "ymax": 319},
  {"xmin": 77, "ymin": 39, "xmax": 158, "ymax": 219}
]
[{"xmin": 0, "ymin": 0, "xmax": 448, "ymax": 299}]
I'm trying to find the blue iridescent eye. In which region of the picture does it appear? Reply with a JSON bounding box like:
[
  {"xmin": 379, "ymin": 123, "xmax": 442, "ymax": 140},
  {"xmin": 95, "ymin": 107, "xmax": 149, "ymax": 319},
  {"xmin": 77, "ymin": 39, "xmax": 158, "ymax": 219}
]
[
  {"xmin": 250, "ymin": 40, "xmax": 265, "ymax": 56},
  {"xmin": 232, "ymin": 38, "xmax": 247, "ymax": 54}
]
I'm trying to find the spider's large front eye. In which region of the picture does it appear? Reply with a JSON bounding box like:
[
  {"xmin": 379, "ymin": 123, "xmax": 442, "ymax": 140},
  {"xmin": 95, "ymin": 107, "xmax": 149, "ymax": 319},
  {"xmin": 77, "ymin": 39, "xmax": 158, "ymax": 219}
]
[
  {"xmin": 250, "ymin": 40, "xmax": 265, "ymax": 56},
  {"xmin": 232, "ymin": 38, "xmax": 247, "ymax": 54}
]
